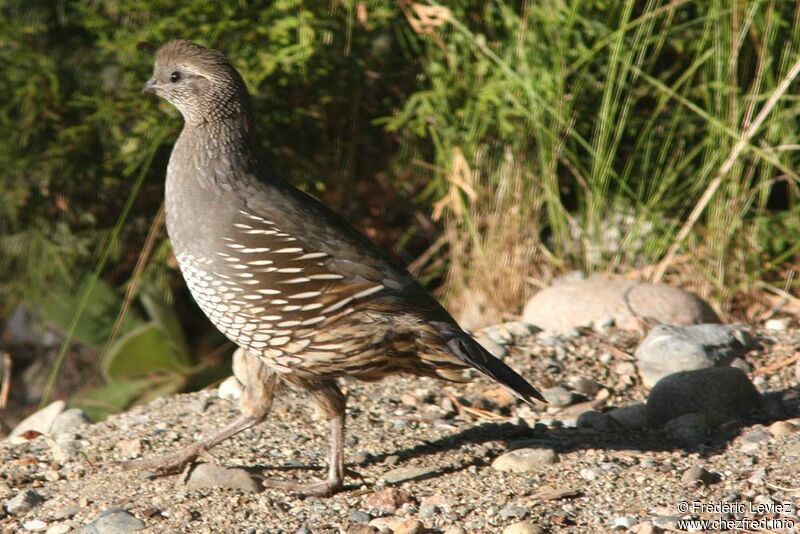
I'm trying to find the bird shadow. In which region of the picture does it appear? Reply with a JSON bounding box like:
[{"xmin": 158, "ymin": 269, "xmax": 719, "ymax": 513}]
[{"xmin": 356, "ymin": 386, "xmax": 799, "ymax": 482}]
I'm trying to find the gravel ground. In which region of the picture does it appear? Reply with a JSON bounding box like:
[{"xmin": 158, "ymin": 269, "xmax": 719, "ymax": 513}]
[{"xmin": 1, "ymin": 325, "xmax": 799, "ymax": 533}]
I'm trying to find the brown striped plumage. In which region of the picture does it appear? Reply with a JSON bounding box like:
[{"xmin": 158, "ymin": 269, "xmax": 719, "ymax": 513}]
[{"xmin": 132, "ymin": 39, "xmax": 544, "ymax": 495}]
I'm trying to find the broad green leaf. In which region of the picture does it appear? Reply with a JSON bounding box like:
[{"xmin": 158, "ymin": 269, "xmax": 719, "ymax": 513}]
[
  {"xmin": 104, "ymin": 323, "xmax": 189, "ymax": 381},
  {"xmin": 140, "ymin": 289, "xmax": 191, "ymax": 366}
]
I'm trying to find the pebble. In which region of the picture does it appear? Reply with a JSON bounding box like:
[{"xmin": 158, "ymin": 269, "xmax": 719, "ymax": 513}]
[
  {"xmin": 23, "ymin": 519, "xmax": 47, "ymax": 531},
  {"xmin": 635, "ymin": 324, "xmax": 754, "ymax": 387},
  {"xmin": 492, "ymin": 448, "xmax": 558, "ymax": 473},
  {"xmin": 764, "ymin": 317, "xmax": 792, "ymax": 331},
  {"xmin": 50, "ymin": 433, "xmax": 82, "ymax": 463},
  {"xmin": 612, "ymin": 515, "xmax": 637, "ymax": 529},
  {"xmin": 663, "ymin": 413, "xmax": 711, "ymax": 444},
  {"xmin": 50, "ymin": 409, "xmax": 91, "ymax": 436},
  {"xmin": 576, "ymin": 410, "xmax": 614, "ymax": 431},
  {"xmin": 217, "ymin": 376, "xmax": 243, "ymax": 400},
  {"xmin": 614, "ymin": 362, "xmax": 637, "ymax": 377},
  {"xmin": 645, "ymin": 367, "xmax": 759, "ymax": 428},
  {"xmin": 364, "ymin": 488, "xmax": 414, "ymax": 515},
  {"xmin": 502, "ymin": 520, "xmax": 542, "ymax": 534},
  {"xmin": 80, "ymin": 508, "xmax": 145, "ymax": 533},
  {"xmin": 348, "ymin": 510, "xmax": 371, "ymax": 524},
  {"xmin": 607, "ymin": 404, "xmax": 647, "ymax": 429},
  {"xmin": 681, "ymin": 466, "xmax": 720, "ymax": 485},
  {"xmin": 541, "ymin": 386, "xmax": 575, "ymax": 407},
  {"xmin": 117, "ymin": 438, "xmax": 143, "ymax": 459},
  {"xmin": 499, "ymin": 505, "xmax": 529, "ymax": 520},
  {"xmin": 769, "ymin": 420, "xmax": 800, "ymax": 437},
  {"xmin": 184, "ymin": 463, "xmax": 259, "ymax": 492},
  {"xmin": 630, "ymin": 521, "xmax": 655, "ymax": 534},
  {"xmin": 9, "ymin": 401, "xmax": 66, "ymax": 438},
  {"xmin": 52, "ymin": 504, "xmax": 81, "ymax": 520},
  {"xmin": 4, "ymin": 489, "xmax": 44, "ymax": 515},
  {"xmin": 570, "ymin": 376, "xmax": 602, "ymax": 396},
  {"xmin": 442, "ymin": 528, "xmax": 466, "ymax": 534},
  {"xmin": 381, "ymin": 466, "xmax": 435, "ymax": 484}
]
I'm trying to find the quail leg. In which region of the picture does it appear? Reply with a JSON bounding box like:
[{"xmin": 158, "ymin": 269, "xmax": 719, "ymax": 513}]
[
  {"xmin": 262, "ymin": 378, "xmax": 346, "ymax": 496},
  {"xmin": 124, "ymin": 350, "xmax": 278, "ymax": 474}
]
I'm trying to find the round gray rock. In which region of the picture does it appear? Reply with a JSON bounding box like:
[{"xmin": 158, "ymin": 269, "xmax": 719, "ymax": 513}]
[
  {"xmin": 79, "ymin": 508, "xmax": 145, "ymax": 533},
  {"xmin": 492, "ymin": 448, "xmax": 558, "ymax": 473},
  {"xmin": 645, "ymin": 367, "xmax": 759, "ymax": 428},
  {"xmin": 635, "ymin": 324, "xmax": 755, "ymax": 387},
  {"xmin": 185, "ymin": 463, "xmax": 259, "ymax": 492},
  {"xmin": 522, "ymin": 278, "xmax": 719, "ymax": 333}
]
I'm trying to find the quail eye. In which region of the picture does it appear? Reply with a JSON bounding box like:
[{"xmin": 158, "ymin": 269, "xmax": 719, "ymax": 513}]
[{"xmin": 170, "ymin": 71, "xmax": 181, "ymax": 83}]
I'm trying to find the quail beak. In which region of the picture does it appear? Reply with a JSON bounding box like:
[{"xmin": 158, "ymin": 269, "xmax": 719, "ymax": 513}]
[{"xmin": 142, "ymin": 77, "xmax": 158, "ymax": 94}]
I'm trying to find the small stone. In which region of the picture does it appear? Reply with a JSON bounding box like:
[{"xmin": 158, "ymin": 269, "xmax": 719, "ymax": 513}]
[
  {"xmin": 400, "ymin": 393, "xmax": 418, "ymax": 406},
  {"xmin": 652, "ymin": 516, "xmax": 680, "ymax": 529},
  {"xmin": 217, "ymin": 376, "xmax": 243, "ymax": 400},
  {"xmin": 635, "ymin": 324, "xmax": 754, "ymax": 387},
  {"xmin": 9, "ymin": 401, "xmax": 66, "ymax": 438},
  {"xmin": 117, "ymin": 438, "xmax": 143, "ymax": 459},
  {"xmin": 391, "ymin": 519, "xmax": 424, "ymax": 534},
  {"xmin": 502, "ymin": 520, "xmax": 542, "ymax": 534},
  {"xmin": 81, "ymin": 508, "xmax": 145, "ymax": 533},
  {"xmin": 764, "ymin": 317, "xmax": 791, "ymax": 331},
  {"xmin": 185, "ymin": 463, "xmax": 259, "ymax": 492},
  {"xmin": 52, "ymin": 504, "xmax": 81, "ymax": 520},
  {"xmin": 46, "ymin": 525, "xmax": 70, "ymax": 534},
  {"xmin": 418, "ymin": 495, "xmax": 452, "ymax": 518},
  {"xmin": 541, "ymin": 387, "xmax": 575, "ymax": 407},
  {"xmin": 346, "ymin": 526, "xmax": 378, "ymax": 534},
  {"xmin": 442, "ymin": 528, "xmax": 466, "ymax": 534},
  {"xmin": 663, "ymin": 413, "xmax": 711, "ymax": 445},
  {"xmin": 612, "ymin": 516, "xmax": 637, "ymax": 529},
  {"xmin": 50, "ymin": 409, "xmax": 90, "ymax": 436},
  {"xmin": 681, "ymin": 466, "xmax": 720, "ymax": 485},
  {"xmin": 607, "ymin": 404, "xmax": 647, "ymax": 429},
  {"xmin": 571, "ymin": 377, "xmax": 602, "ymax": 396},
  {"xmin": 599, "ymin": 353, "xmax": 613, "ymax": 365},
  {"xmin": 4, "ymin": 489, "xmax": 45, "ymax": 515},
  {"xmin": 492, "ymin": 448, "xmax": 558, "ymax": 473},
  {"xmin": 348, "ymin": 510, "xmax": 371, "ymax": 524},
  {"xmin": 630, "ymin": 521, "xmax": 655, "ymax": 534},
  {"xmin": 576, "ymin": 410, "xmax": 613, "ymax": 431},
  {"xmin": 730, "ymin": 358, "xmax": 752, "ymax": 373},
  {"xmin": 381, "ymin": 466, "xmax": 435, "ymax": 484},
  {"xmin": 645, "ymin": 367, "xmax": 759, "ymax": 428},
  {"xmin": 364, "ymin": 488, "xmax": 414, "ymax": 515},
  {"xmin": 50, "ymin": 433, "xmax": 82, "ymax": 463},
  {"xmin": 23, "ymin": 519, "xmax": 47, "ymax": 531},
  {"xmin": 769, "ymin": 420, "xmax": 799, "ymax": 438},
  {"xmin": 499, "ymin": 505, "xmax": 529, "ymax": 520},
  {"xmin": 476, "ymin": 335, "xmax": 507, "ymax": 359},
  {"xmin": 579, "ymin": 468, "xmax": 599, "ymax": 481},
  {"xmin": 482, "ymin": 387, "xmax": 517, "ymax": 409},
  {"xmin": 614, "ymin": 362, "xmax": 636, "ymax": 376}
]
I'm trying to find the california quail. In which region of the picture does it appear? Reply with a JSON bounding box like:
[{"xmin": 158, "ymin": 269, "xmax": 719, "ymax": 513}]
[{"xmin": 133, "ymin": 39, "xmax": 543, "ymax": 496}]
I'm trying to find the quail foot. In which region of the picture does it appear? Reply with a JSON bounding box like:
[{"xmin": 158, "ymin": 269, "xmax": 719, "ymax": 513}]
[{"xmin": 131, "ymin": 39, "xmax": 544, "ymax": 496}]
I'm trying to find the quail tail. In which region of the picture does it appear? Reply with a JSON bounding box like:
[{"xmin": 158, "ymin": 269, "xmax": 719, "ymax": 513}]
[{"xmin": 445, "ymin": 336, "xmax": 545, "ymax": 405}]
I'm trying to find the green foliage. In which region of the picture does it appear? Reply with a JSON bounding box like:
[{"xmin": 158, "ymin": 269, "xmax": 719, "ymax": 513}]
[{"xmin": 2, "ymin": 1, "xmax": 800, "ymax": 417}]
